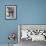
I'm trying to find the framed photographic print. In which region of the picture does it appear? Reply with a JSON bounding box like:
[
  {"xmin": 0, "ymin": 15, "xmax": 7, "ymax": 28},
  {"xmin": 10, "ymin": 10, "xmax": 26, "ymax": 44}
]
[{"xmin": 5, "ymin": 5, "xmax": 16, "ymax": 20}]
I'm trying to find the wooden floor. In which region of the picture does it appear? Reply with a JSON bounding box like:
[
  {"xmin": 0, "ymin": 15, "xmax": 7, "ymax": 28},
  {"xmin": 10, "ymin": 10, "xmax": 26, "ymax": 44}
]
[
  {"xmin": 0, "ymin": 40, "xmax": 46, "ymax": 46},
  {"xmin": 19, "ymin": 39, "xmax": 46, "ymax": 46}
]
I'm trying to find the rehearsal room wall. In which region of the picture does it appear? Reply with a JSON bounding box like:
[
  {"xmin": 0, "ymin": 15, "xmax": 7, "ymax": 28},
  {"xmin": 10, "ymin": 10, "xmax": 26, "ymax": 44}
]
[{"xmin": 0, "ymin": 0, "xmax": 46, "ymax": 45}]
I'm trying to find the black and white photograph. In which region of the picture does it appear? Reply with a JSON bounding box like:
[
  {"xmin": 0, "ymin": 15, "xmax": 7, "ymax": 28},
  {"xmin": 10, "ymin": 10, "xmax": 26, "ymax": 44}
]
[{"xmin": 5, "ymin": 5, "xmax": 16, "ymax": 20}]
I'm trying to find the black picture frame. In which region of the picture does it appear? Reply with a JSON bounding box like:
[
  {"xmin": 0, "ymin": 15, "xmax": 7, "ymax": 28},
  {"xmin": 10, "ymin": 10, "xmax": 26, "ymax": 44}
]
[{"xmin": 5, "ymin": 5, "xmax": 17, "ymax": 20}]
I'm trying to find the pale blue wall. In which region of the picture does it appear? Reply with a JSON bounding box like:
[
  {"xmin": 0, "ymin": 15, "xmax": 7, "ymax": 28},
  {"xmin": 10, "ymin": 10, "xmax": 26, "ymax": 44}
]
[{"xmin": 0, "ymin": 0, "xmax": 46, "ymax": 44}]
